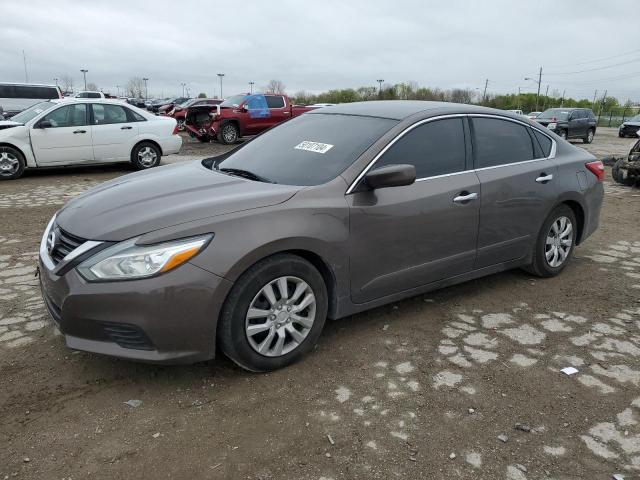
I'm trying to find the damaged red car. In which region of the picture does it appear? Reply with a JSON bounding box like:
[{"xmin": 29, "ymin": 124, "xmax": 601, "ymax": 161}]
[
  {"xmin": 166, "ymin": 98, "xmax": 221, "ymax": 131},
  {"xmin": 185, "ymin": 93, "xmax": 317, "ymax": 144}
]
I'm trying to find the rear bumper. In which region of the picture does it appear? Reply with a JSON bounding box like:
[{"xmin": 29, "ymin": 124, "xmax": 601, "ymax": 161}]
[
  {"xmin": 159, "ymin": 135, "xmax": 182, "ymax": 155},
  {"xmin": 39, "ymin": 256, "xmax": 233, "ymax": 364}
]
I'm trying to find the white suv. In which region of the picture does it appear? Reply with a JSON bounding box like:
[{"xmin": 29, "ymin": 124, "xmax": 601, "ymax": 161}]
[{"xmin": 0, "ymin": 99, "xmax": 182, "ymax": 180}]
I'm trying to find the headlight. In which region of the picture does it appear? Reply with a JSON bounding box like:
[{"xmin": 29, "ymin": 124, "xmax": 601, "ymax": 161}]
[
  {"xmin": 547, "ymin": 122, "xmax": 557, "ymax": 130},
  {"xmin": 77, "ymin": 234, "xmax": 212, "ymax": 281}
]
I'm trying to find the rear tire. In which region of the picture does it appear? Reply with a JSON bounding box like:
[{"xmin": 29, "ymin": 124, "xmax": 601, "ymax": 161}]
[
  {"xmin": 558, "ymin": 130, "xmax": 568, "ymax": 140},
  {"xmin": 524, "ymin": 204, "xmax": 577, "ymax": 278},
  {"xmin": 218, "ymin": 254, "xmax": 328, "ymax": 372},
  {"xmin": 583, "ymin": 128, "xmax": 594, "ymax": 144},
  {"xmin": 612, "ymin": 158, "xmax": 635, "ymax": 186},
  {"xmin": 131, "ymin": 142, "xmax": 161, "ymax": 170},
  {"xmin": 0, "ymin": 146, "xmax": 26, "ymax": 180}
]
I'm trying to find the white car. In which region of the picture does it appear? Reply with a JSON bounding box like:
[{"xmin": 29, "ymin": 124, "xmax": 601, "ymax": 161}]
[
  {"xmin": 74, "ymin": 91, "xmax": 106, "ymax": 99},
  {"xmin": 0, "ymin": 99, "xmax": 182, "ymax": 180},
  {"xmin": 507, "ymin": 109, "xmax": 524, "ymax": 116}
]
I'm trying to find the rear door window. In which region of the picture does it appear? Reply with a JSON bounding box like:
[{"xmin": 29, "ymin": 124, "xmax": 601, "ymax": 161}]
[
  {"xmin": 472, "ymin": 117, "xmax": 535, "ymax": 168},
  {"xmin": 375, "ymin": 118, "xmax": 467, "ymax": 178},
  {"xmin": 532, "ymin": 129, "xmax": 553, "ymax": 157},
  {"xmin": 91, "ymin": 104, "xmax": 129, "ymax": 125},
  {"xmin": 265, "ymin": 96, "xmax": 285, "ymax": 108}
]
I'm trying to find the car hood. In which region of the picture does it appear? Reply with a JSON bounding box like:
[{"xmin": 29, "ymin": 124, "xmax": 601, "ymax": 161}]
[
  {"xmin": 622, "ymin": 121, "xmax": 640, "ymax": 127},
  {"xmin": 56, "ymin": 161, "xmax": 301, "ymax": 242},
  {"xmin": 0, "ymin": 120, "xmax": 23, "ymax": 130}
]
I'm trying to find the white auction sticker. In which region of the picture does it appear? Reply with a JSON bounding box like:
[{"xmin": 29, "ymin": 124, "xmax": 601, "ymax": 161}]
[{"xmin": 294, "ymin": 141, "xmax": 334, "ymax": 154}]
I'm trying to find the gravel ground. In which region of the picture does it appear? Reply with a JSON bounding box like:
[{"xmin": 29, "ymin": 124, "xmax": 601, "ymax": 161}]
[{"xmin": 1, "ymin": 129, "xmax": 639, "ymax": 480}]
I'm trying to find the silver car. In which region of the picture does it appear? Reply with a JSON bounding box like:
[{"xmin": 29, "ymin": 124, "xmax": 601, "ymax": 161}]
[{"xmin": 38, "ymin": 101, "xmax": 604, "ymax": 371}]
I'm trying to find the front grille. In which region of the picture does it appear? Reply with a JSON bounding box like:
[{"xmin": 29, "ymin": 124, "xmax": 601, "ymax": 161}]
[
  {"xmin": 50, "ymin": 227, "xmax": 85, "ymax": 266},
  {"xmin": 100, "ymin": 322, "xmax": 154, "ymax": 351}
]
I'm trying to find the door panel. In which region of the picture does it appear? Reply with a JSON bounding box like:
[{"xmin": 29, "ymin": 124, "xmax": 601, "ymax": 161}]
[
  {"xmin": 30, "ymin": 103, "xmax": 93, "ymax": 165},
  {"xmin": 349, "ymin": 172, "xmax": 480, "ymax": 303},
  {"xmin": 90, "ymin": 104, "xmax": 139, "ymax": 161}
]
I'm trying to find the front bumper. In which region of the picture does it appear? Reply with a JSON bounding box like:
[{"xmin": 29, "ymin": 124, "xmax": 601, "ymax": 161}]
[
  {"xmin": 619, "ymin": 125, "xmax": 640, "ymax": 137},
  {"xmin": 39, "ymin": 252, "xmax": 232, "ymax": 364}
]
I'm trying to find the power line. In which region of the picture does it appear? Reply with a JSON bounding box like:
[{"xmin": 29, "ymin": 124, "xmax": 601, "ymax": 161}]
[
  {"xmin": 546, "ymin": 48, "xmax": 640, "ymax": 68},
  {"xmin": 544, "ymin": 57, "xmax": 640, "ymax": 75}
]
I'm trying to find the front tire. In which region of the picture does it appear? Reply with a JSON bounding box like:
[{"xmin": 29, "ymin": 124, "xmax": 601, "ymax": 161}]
[
  {"xmin": 219, "ymin": 122, "xmax": 239, "ymax": 145},
  {"xmin": 218, "ymin": 254, "xmax": 328, "ymax": 372},
  {"xmin": 0, "ymin": 146, "xmax": 26, "ymax": 180},
  {"xmin": 558, "ymin": 130, "xmax": 568, "ymax": 140},
  {"xmin": 583, "ymin": 128, "xmax": 594, "ymax": 144},
  {"xmin": 131, "ymin": 142, "xmax": 161, "ymax": 170},
  {"xmin": 525, "ymin": 205, "xmax": 577, "ymax": 278}
]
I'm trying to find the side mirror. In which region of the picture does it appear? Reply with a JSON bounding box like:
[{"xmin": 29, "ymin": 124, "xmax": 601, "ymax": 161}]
[
  {"xmin": 364, "ymin": 164, "xmax": 416, "ymax": 190},
  {"xmin": 37, "ymin": 120, "xmax": 52, "ymax": 129}
]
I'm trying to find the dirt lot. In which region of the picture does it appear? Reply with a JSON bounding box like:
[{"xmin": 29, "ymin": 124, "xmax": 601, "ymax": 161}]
[{"xmin": 1, "ymin": 129, "xmax": 639, "ymax": 479}]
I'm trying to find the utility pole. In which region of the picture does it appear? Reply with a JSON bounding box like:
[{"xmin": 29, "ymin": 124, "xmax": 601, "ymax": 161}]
[
  {"xmin": 80, "ymin": 69, "xmax": 88, "ymax": 90},
  {"xmin": 592, "ymin": 90, "xmax": 598, "ymax": 109},
  {"xmin": 217, "ymin": 73, "xmax": 225, "ymax": 99},
  {"xmin": 249, "ymin": 81, "xmax": 254, "ymax": 94},
  {"xmin": 116, "ymin": 85, "xmax": 121, "ymax": 96},
  {"xmin": 23, "ymin": 50, "xmax": 28, "ymax": 83},
  {"xmin": 376, "ymin": 79, "xmax": 384, "ymax": 96},
  {"xmin": 181, "ymin": 82, "xmax": 186, "ymax": 97},
  {"xmin": 482, "ymin": 79, "xmax": 488, "ymax": 104},
  {"xmin": 143, "ymin": 77, "xmax": 149, "ymax": 100},
  {"xmin": 560, "ymin": 89, "xmax": 565, "ymax": 107},
  {"xmin": 543, "ymin": 84, "xmax": 549, "ymax": 109},
  {"xmin": 597, "ymin": 89, "xmax": 607, "ymax": 124}
]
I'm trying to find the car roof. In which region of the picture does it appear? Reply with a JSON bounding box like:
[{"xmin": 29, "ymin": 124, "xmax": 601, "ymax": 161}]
[
  {"xmin": 0, "ymin": 82, "xmax": 59, "ymax": 88},
  {"xmin": 53, "ymin": 98, "xmax": 128, "ymax": 105},
  {"xmin": 306, "ymin": 100, "xmax": 526, "ymax": 121}
]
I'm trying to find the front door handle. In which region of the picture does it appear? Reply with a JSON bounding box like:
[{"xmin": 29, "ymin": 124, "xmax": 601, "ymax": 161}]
[
  {"xmin": 73, "ymin": 129, "xmax": 86, "ymax": 134},
  {"xmin": 120, "ymin": 125, "xmax": 133, "ymax": 130},
  {"xmin": 535, "ymin": 173, "xmax": 554, "ymax": 183},
  {"xmin": 453, "ymin": 192, "xmax": 478, "ymax": 204}
]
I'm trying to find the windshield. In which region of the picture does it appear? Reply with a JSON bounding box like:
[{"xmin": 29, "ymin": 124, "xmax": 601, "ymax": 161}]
[
  {"xmin": 179, "ymin": 99, "xmax": 196, "ymax": 108},
  {"xmin": 221, "ymin": 95, "xmax": 247, "ymax": 107},
  {"xmin": 538, "ymin": 109, "xmax": 570, "ymax": 121},
  {"xmin": 216, "ymin": 113, "xmax": 397, "ymax": 186},
  {"xmin": 9, "ymin": 101, "xmax": 57, "ymax": 124}
]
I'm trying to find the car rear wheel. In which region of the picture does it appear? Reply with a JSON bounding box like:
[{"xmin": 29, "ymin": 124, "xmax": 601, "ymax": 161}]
[
  {"xmin": 583, "ymin": 128, "xmax": 594, "ymax": 144},
  {"xmin": 176, "ymin": 119, "xmax": 185, "ymax": 131},
  {"xmin": 0, "ymin": 146, "xmax": 26, "ymax": 180},
  {"xmin": 220, "ymin": 122, "xmax": 239, "ymax": 144},
  {"xmin": 612, "ymin": 158, "xmax": 635, "ymax": 186},
  {"xmin": 524, "ymin": 204, "xmax": 577, "ymax": 278},
  {"xmin": 218, "ymin": 254, "xmax": 328, "ymax": 372},
  {"xmin": 558, "ymin": 130, "xmax": 568, "ymax": 140},
  {"xmin": 131, "ymin": 142, "xmax": 161, "ymax": 170}
]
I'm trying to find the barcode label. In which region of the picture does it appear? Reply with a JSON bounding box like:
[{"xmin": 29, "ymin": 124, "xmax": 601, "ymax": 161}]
[{"xmin": 294, "ymin": 141, "xmax": 334, "ymax": 154}]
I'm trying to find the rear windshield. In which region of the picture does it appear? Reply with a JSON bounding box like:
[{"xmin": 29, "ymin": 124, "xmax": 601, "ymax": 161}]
[
  {"xmin": 538, "ymin": 109, "xmax": 570, "ymax": 121},
  {"xmin": 9, "ymin": 101, "xmax": 57, "ymax": 123},
  {"xmin": 0, "ymin": 85, "xmax": 59, "ymax": 100},
  {"xmin": 216, "ymin": 113, "xmax": 397, "ymax": 186}
]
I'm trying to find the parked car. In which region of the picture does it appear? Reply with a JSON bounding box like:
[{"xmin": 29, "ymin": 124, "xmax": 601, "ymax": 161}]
[
  {"xmin": 146, "ymin": 98, "xmax": 171, "ymax": 112},
  {"xmin": 526, "ymin": 111, "xmax": 542, "ymax": 120},
  {"xmin": 150, "ymin": 97, "xmax": 189, "ymax": 114},
  {"xmin": 169, "ymin": 98, "xmax": 221, "ymax": 131},
  {"xmin": 75, "ymin": 91, "xmax": 105, "ymax": 99},
  {"xmin": 535, "ymin": 108, "xmax": 596, "ymax": 143},
  {"xmin": 126, "ymin": 98, "xmax": 147, "ymax": 108},
  {"xmin": 507, "ymin": 109, "xmax": 524, "ymax": 116},
  {"xmin": 0, "ymin": 82, "xmax": 63, "ymax": 118},
  {"xmin": 158, "ymin": 97, "xmax": 191, "ymax": 115},
  {"xmin": 618, "ymin": 114, "xmax": 640, "ymax": 138},
  {"xmin": 186, "ymin": 93, "xmax": 318, "ymax": 144},
  {"xmin": 37, "ymin": 101, "xmax": 603, "ymax": 370},
  {"xmin": 0, "ymin": 99, "xmax": 181, "ymax": 180},
  {"xmin": 612, "ymin": 133, "xmax": 640, "ymax": 186}
]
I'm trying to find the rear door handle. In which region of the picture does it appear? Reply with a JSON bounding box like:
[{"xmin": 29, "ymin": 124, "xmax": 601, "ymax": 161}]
[
  {"xmin": 535, "ymin": 173, "xmax": 554, "ymax": 183},
  {"xmin": 120, "ymin": 125, "xmax": 133, "ymax": 130},
  {"xmin": 453, "ymin": 192, "xmax": 478, "ymax": 204},
  {"xmin": 73, "ymin": 129, "xmax": 86, "ymax": 134}
]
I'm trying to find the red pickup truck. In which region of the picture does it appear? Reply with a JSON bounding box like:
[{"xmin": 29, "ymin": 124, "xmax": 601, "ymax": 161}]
[{"xmin": 185, "ymin": 93, "xmax": 317, "ymax": 144}]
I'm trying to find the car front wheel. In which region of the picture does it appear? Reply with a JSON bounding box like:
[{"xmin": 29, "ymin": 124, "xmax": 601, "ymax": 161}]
[
  {"xmin": 583, "ymin": 129, "xmax": 594, "ymax": 144},
  {"xmin": 218, "ymin": 254, "xmax": 328, "ymax": 372},
  {"xmin": 0, "ymin": 146, "xmax": 26, "ymax": 180},
  {"xmin": 525, "ymin": 205, "xmax": 577, "ymax": 278},
  {"xmin": 220, "ymin": 122, "xmax": 239, "ymax": 144},
  {"xmin": 558, "ymin": 130, "xmax": 568, "ymax": 140},
  {"xmin": 131, "ymin": 142, "xmax": 161, "ymax": 170}
]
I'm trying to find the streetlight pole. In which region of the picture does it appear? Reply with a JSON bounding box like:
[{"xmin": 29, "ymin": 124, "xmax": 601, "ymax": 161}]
[
  {"xmin": 249, "ymin": 81, "xmax": 254, "ymax": 94},
  {"xmin": 53, "ymin": 78, "xmax": 59, "ymax": 87},
  {"xmin": 217, "ymin": 73, "xmax": 225, "ymax": 99},
  {"xmin": 80, "ymin": 69, "xmax": 88, "ymax": 90},
  {"xmin": 482, "ymin": 79, "xmax": 489, "ymax": 104},
  {"xmin": 376, "ymin": 79, "xmax": 384, "ymax": 96},
  {"xmin": 181, "ymin": 82, "xmax": 186, "ymax": 97},
  {"xmin": 524, "ymin": 67, "xmax": 543, "ymax": 111},
  {"xmin": 116, "ymin": 85, "xmax": 121, "ymax": 97},
  {"xmin": 143, "ymin": 77, "xmax": 149, "ymax": 101}
]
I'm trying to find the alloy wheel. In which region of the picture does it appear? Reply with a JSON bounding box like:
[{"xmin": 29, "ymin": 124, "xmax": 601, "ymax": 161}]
[
  {"xmin": 545, "ymin": 216, "xmax": 573, "ymax": 267},
  {"xmin": 222, "ymin": 125, "xmax": 238, "ymax": 143},
  {"xmin": 587, "ymin": 130, "xmax": 594, "ymax": 143},
  {"xmin": 177, "ymin": 119, "xmax": 185, "ymax": 131},
  {"xmin": 245, "ymin": 276, "xmax": 316, "ymax": 357},
  {"xmin": 0, "ymin": 151, "xmax": 19, "ymax": 177},
  {"xmin": 137, "ymin": 146, "xmax": 158, "ymax": 167}
]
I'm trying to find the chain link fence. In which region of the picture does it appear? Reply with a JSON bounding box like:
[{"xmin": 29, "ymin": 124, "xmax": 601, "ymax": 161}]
[{"xmin": 596, "ymin": 107, "xmax": 640, "ymax": 128}]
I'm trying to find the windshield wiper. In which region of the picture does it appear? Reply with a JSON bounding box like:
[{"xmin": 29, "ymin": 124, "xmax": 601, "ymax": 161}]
[{"xmin": 218, "ymin": 167, "xmax": 274, "ymax": 184}]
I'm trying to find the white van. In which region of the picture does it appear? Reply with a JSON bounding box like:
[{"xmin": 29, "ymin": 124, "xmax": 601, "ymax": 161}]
[{"xmin": 0, "ymin": 83, "xmax": 63, "ymax": 119}]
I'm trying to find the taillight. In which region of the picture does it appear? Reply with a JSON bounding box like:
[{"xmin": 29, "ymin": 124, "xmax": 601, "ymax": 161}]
[
  {"xmin": 585, "ymin": 160, "xmax": 604, "ymax": 182},
  {"xmin": 172, "ymin": 124, "xmax": 179, "ymax": 135}
]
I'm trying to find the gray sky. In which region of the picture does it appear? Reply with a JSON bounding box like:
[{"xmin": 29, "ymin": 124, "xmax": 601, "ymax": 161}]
[{"xmin": 2, "ymin": 0, "xmax": 638, "ymax": 101}]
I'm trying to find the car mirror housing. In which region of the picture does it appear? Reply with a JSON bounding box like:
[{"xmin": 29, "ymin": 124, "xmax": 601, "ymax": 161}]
[
  {"xmin": 364, "ymin": 164, "xmax": 416, "ymax": 190},
  {"xmin": 37, "ymin": 120, "xmax": 52, "ymax": 129}
]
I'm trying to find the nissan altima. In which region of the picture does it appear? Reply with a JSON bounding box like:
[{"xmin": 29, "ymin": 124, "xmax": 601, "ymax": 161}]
[{"xmin": 38, "ymin": 101, "xmax": 604, "ymax": 371}]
